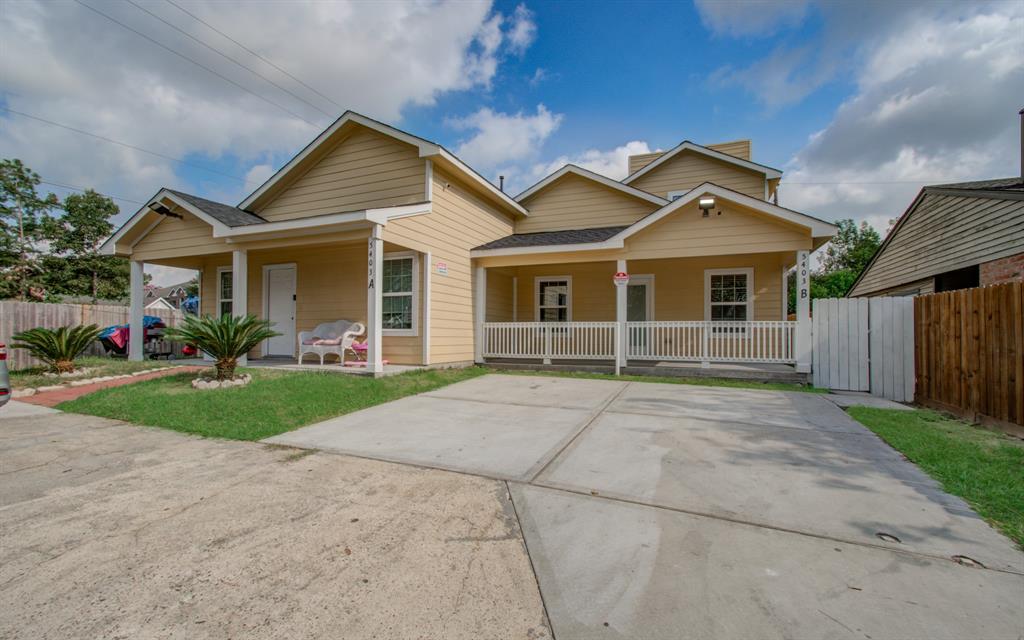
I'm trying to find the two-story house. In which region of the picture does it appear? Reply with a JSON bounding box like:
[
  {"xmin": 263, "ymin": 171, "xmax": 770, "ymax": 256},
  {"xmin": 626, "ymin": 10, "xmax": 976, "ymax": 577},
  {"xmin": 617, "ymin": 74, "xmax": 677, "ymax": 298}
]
[{"xmin": 102, "ymin": 111, "xmax": 835, "ymax": 375}]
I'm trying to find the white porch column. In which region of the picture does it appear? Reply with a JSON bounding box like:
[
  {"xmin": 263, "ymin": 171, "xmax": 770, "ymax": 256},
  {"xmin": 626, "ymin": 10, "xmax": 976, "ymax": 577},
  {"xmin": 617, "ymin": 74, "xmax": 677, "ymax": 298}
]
[
  {"xmin": 473, "ymin": 265, "xmax": 487, "ymax": 363},
  {"xmin": 128, "ymin": 260, "xmax": 145, "ymax": 361},
  {"xmin": 794, "ymin": 249, "xmax": 811, "ymax": 373},
  {"xmin": 232, "ymin": 249, "xmax": 248, "ymax": 365},
  {"xmin": 366, "ymin": 225, "xmax": 384, "ymax": 373},
  {"xmin": 615, "ymin": 259, "xmax": 627, "ymax": 375}
]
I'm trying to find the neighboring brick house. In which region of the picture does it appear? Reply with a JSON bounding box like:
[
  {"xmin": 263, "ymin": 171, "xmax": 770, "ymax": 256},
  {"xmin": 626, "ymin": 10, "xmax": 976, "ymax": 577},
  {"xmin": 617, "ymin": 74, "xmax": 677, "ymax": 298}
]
[{"xmin": 848, "ymin": 177, "xmax": 1024, "ymax": 297}]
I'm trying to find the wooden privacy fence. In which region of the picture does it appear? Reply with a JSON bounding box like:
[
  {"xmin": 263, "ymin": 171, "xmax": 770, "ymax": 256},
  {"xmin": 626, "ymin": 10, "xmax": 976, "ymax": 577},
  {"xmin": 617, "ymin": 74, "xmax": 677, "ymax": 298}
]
[
  {"xmin": 812, "ymin": 297, "xmax": 915, "ymax": 402},
  {"xmin": 0, "ymin": 301, "xmax": 185, "ymax": 370},
  {"xmin": 915, "ymin": 281, "xmax": 1024, "ymax": 429}
]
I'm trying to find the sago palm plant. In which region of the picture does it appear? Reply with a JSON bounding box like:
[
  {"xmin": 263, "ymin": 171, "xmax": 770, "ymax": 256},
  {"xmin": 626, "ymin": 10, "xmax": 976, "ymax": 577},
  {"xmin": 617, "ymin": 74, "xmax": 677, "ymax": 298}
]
[
  {"xmin": 12, "ymin": 324, "xmax": 102, "ymax": 374},
  {"xmin": 165, "ymin": 314, "xmax": 279, "ymax": 380}
]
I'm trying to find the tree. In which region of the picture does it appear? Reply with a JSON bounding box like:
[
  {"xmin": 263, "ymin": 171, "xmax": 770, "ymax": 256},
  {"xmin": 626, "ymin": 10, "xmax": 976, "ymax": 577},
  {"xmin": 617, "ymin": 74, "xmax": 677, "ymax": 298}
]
[
  {"xmin": 820, "ymin": 219, "xmax": 881, "ymax": 274},
  {"xmin": 0, "ymin": 159, "xmax": 59, "ymax": 299},
  {"xmin": 42, "ymin": 189, "xmax": 128, "ymax": 301}
]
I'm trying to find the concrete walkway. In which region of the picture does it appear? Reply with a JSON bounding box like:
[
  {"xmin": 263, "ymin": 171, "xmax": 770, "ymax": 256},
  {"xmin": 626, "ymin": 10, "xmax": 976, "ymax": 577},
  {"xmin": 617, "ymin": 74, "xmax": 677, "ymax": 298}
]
[
  {"xmin": 16, "ymin": 366, "xmax": 205, "ymax": 407},
  {"xmin": 269, "ymin": 374, "xmax": 1024, "ymax": 639}
]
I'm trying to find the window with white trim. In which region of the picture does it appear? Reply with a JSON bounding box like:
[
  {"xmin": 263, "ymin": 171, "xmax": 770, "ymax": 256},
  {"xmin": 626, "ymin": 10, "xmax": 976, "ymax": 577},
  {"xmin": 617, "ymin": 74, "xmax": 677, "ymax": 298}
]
[
  {"xmin": 217, "ymin": 268, "xmax": 233, "ymax": 317},
  {"xmin": 382, "ymin": 254, "xmax": 417, "ymax": 334},
  {"xmin": 536, "ymin": 277, "xmax": 571, "ymax": 322},
  {"xmin": 705, "ymin": 269, "xmax": 752, "ymax": 323}
]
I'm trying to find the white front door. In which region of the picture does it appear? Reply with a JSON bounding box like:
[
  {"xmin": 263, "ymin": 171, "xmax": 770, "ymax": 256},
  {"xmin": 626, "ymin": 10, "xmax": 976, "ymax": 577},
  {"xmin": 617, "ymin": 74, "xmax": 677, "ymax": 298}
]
[{"xmin": 264, "ymin": 265, "xmax": 296, "ymax": 356}]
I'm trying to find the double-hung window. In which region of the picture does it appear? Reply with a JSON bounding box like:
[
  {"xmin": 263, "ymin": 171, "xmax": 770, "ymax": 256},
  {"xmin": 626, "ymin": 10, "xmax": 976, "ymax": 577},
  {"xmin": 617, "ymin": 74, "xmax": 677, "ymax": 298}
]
[
  {"xmin": 705, "ymin": 268, "xmax": 752, "ymax": 329},
  {"xmin": 382, "ymin": 253, "xmax": 417, "ymax": 335},
  {"xmin": 536, "ymin": 277, "xmax": 571, "ymax": 322},
  {"xmin": 217, "ymin": 268, "xmax": 233, "ymax": 317}
]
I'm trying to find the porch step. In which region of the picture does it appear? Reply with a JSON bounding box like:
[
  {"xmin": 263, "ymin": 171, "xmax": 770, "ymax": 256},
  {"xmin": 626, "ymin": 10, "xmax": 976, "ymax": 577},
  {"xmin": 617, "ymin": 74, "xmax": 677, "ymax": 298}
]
[
  {"xmin": 483, "ymin": 359, "xmax": 810, "ymax": 385},
  {"xmin": 622, "ymin": 362, "xmax": 809, "ymax": 385}
]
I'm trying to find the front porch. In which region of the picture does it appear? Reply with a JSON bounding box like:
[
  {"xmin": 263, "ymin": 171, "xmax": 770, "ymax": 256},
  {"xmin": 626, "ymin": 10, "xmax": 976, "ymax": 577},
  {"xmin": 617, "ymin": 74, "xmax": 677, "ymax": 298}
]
[{"xmin": 473, "ymin": 252, "xmax": 813, "ymax": 377}]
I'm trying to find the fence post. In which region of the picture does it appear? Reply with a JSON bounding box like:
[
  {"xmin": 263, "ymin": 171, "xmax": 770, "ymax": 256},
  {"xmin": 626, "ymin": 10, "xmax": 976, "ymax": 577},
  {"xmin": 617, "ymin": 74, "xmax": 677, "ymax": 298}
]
[
  {"xmin": 614, "ymin": 323, "xmax": 622, "ymax": 375},
  {"xmin": 543, "ymin": 325, "xmax": 552, "ymax": 365}
]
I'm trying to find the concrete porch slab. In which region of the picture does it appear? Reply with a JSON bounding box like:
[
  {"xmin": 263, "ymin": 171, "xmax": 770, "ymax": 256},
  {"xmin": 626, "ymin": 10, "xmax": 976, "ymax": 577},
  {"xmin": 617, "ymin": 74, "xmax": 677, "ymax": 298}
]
[
  {"xmin": 534, "ymin": 411, "xmax": 1024, "ymax": 572},
  {"xmin": 510, "ymin": 484, "xmax": 1024, "ymax": 640}
]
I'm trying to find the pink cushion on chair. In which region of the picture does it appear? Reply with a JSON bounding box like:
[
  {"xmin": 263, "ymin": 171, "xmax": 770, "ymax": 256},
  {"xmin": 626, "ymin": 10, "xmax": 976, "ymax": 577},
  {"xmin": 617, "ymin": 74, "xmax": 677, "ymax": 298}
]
[
  {"xmin": 302, "ymin": 338, "xmax": 320, "ymax": 345},
  {"xmin": 313, "ymin": 337, "xmax": 342, "ymax": 346},
  {"xmin": 351, "ymin": 342, "xmax": 367, "ymax": 351}
]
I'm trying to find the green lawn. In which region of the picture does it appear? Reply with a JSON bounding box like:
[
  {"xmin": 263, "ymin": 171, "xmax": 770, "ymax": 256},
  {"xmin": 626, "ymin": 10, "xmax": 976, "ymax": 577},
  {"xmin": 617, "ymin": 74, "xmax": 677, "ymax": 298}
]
[
  {"xmin": 10, "ymin": 356, "xmax": 177, "ymax": 390},
  {"xmin": 58, "ymin": 366, "xmax": 487, "ymax": 441},
  {"xmin": 494, "ymin": 368, "xmax": 825, "ymax": 393},
  {"xmin": 848, "ymin": 407, "xmax": 1024, "ymax": 548}
]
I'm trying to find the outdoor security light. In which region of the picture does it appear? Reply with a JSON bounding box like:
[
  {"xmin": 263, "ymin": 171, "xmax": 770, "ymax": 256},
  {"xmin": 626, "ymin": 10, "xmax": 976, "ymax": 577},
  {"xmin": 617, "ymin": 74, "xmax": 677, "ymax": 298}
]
[{"xmin": 698, "ymin": 196, "xmax": 716, "ymax": 217}]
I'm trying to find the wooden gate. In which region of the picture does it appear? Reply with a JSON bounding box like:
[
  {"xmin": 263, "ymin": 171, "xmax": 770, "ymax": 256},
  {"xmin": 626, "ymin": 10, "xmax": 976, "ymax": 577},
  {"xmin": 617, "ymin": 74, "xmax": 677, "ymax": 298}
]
[{"xmin": 812, "ymin": 296, "xmax": 915, "ymax": 402}]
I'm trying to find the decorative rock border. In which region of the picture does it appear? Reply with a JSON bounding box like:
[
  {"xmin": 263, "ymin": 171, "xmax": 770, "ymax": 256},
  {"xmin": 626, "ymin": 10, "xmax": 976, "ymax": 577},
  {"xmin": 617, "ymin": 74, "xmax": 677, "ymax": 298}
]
[
  {"xmin": 191, "ymin": 374, "xmax": 252, "ymax": 390},
  {"xmin": 12, "ymin": 365, "xmax": 190, "ymax": 398}
]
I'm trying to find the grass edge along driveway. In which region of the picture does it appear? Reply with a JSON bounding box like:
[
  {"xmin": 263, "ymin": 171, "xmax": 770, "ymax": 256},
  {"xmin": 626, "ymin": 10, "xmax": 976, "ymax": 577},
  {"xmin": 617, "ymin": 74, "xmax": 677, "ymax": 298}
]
[
  {"xmin": 849, "ymin": 407, "xmax": 1024, "ymax": 549},
  {"xmin": 59, "ymin": 367, "xmax": 487, "ymax": 441},
  {"xmin": 58, "ymin": 365, "xmax": 821, "ymax": 443}
]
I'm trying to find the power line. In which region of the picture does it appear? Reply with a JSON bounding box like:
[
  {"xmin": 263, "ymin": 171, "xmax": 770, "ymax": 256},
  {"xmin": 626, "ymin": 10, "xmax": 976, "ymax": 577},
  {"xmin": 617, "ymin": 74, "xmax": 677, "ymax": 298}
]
[
  {"xmin": 124, "ymin": 0, "xmax": 335, "ymax": 119},
  {"xmin": 163, "ymin": 0, "xmax": 344, "ymax": 112},
  {"xmin": 72, "ymin": 0, "xmax": 321, "ymax": 128},
  {"xmin": 39, "ymin": 179, "xmax": 148, "ymax": 206},
  {"xmin": 2, "ymin": 106, "xmax": 256, "ymax": 185}
]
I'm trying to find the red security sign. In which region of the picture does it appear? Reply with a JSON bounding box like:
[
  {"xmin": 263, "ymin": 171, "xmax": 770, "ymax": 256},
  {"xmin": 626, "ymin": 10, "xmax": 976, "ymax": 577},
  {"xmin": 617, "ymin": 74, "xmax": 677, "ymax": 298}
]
[{"xmin": 613, "ymin": 271, "xmax": 630, "ymax": 286}]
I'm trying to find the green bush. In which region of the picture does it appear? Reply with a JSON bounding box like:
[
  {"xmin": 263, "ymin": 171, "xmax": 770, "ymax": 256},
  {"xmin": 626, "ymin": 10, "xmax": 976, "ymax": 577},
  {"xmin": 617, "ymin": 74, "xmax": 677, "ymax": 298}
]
[
  {"xmin": 12, "ymin": 324, "xmax": 102, "ymax": 373},
  {"xmin": 164, "ymin": 314, "xmax": 278, "ymax": 380}
]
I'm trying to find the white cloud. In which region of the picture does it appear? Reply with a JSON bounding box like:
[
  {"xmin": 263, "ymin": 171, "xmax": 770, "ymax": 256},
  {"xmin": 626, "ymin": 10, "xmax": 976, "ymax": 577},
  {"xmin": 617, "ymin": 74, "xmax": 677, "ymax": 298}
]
[
  {"xmin": 532, "ymin": 141, "xmax": 654, "ymax": 182},
  {"xmin": 507, "ymin": 4, "xmax": 537, "ymax": 55},
  {"xmin": 243, "ymin": 163, "xmax": 276, "ymax": 189},
  {"xmin": 775, "ymin": 4, "xmax": 1024, "ymax": 233},
  {"xmin": 449, "ymin": 104, "xmax": 562, "ymax": 170},
  {"xmin": 694, "ymin": 0, "xmax": 811, "ymax": 38},
  {"xmin": 0, "ymin": 0, "xmax": 534, "ymax": 223}
]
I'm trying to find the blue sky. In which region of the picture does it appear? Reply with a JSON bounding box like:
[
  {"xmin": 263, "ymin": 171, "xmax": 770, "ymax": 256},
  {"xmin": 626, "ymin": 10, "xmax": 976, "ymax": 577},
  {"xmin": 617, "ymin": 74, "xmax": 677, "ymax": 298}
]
[{"xmin": 2, "ymin": 0, "xmax": 1021, "ymax": 284}]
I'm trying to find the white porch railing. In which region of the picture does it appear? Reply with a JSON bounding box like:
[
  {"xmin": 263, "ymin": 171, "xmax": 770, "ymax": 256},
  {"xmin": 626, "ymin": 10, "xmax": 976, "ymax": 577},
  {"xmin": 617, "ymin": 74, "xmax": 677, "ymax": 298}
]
[
  {"xmin": 626, "ymin": 321, "xmax": 796, "ymax": 363},
  {"xmin": 481, "ymin": 320, "xmax": 797, "ymax": 365},
  {"xmin": 482, "ymin": 322, "xmax": 618, "ymax": 362}
]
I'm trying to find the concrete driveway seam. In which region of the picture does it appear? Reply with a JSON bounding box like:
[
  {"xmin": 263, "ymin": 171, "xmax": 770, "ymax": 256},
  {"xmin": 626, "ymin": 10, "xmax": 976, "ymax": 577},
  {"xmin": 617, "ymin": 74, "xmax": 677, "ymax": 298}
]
[
  {"xmin": 522, "ymin": 381, "xmax": 632, "ymax": 484},
  {"xmin": 599, "ymin": 407, "xmax": 883, "ymax": 437},
  {"xmin": 505, "ymin": 479, "xmax": 557, "ymax": 639}
]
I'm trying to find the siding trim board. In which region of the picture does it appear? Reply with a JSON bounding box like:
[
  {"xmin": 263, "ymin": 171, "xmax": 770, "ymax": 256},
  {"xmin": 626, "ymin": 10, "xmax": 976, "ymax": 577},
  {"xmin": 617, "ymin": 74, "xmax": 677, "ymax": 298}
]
[{"xmin": 622, "ymin": 140, "xmax": 782, "ymax": 185}]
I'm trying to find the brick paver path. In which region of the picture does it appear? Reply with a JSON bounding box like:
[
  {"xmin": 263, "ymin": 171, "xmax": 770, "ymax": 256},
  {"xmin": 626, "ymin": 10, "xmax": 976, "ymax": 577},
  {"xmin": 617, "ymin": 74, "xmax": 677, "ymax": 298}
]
[{"xmin": 20, "ymin": 366, "xmax": 206, "ymax": 407}]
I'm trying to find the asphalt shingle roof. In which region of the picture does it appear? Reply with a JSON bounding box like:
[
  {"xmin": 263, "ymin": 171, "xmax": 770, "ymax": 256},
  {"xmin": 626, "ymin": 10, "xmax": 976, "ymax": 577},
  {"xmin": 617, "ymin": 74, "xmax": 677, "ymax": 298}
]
[
  {"xmin": 474, "ymin": 226, "xmax": 628, "ymax": 250},
  {"xmin": 929, "ymin": 177, "xmax": 1024, "ymax": 192},
  {"xmin": 166, "ymin": 189, "xmax": 266, "ymax": 226}
]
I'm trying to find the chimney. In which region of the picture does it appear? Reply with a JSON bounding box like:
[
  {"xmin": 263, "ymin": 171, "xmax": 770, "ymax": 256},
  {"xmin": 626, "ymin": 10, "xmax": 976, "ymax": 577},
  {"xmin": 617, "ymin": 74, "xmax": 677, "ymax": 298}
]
[{"xmin": 499, "ymin": 175, "xmax": 505, "ymax": 192}]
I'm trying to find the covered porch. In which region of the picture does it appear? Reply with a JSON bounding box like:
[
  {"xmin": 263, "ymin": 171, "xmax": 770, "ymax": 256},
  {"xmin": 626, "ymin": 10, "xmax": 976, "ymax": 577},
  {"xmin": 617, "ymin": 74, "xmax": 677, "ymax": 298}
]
[
  {"xmin": 106, "ymin": 189, "xmax": 435, "ymax": 376},
  {"xmin": 472, "ymin": 251, "xmax": 812, "ymax": 376}
]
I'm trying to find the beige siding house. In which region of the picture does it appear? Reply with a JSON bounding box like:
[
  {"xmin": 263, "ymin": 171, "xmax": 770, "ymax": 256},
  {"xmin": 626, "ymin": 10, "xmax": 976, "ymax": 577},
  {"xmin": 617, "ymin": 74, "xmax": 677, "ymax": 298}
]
[
  {"xmin": 103, "ymin": 111, "xmax": 834, "ymax": 374},
  {"xmin": 849, "ymin": 178, "xmax": 1024, "ymax": 297}
]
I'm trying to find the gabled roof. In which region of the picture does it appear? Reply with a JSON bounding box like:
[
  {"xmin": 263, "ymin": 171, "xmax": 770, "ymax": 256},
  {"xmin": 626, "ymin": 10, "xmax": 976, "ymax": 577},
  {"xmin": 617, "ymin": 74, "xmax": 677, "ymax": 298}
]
[
  {"xmin": 515, "ymin": 164, "xmax": 668, "ymax": 206},
  {"xmin": 238, "ymin": 110, "xmax": 528, "ymax": 217},
  {"xmin": 622, "ymin": 141, "xmax": 783, "ymax": 184},
  {"xmin": 474, "ymin": 226, "xmax": 628, "ymax": 251},
  {"xmin": 471, "ymin": 182, "xmax": 836, "ymax": 257},
  {"xmin": 99, "ymin": 187, "xmax": 432, "ymax": 256},
  {"xmin": 847, "ymin": 178, "xmax": 1024, "ymax": 296},
  {"xmin": 165, "ymin": 190, "xmax": 265, "ymax": 226}
]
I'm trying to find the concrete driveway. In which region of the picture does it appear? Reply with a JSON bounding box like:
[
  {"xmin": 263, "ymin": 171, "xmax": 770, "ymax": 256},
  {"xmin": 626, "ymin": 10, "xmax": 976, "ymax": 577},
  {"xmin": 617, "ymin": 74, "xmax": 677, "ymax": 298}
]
[{"xmin": 269, "ymin": 374, "xmax": 1024, "ymax": 639}]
